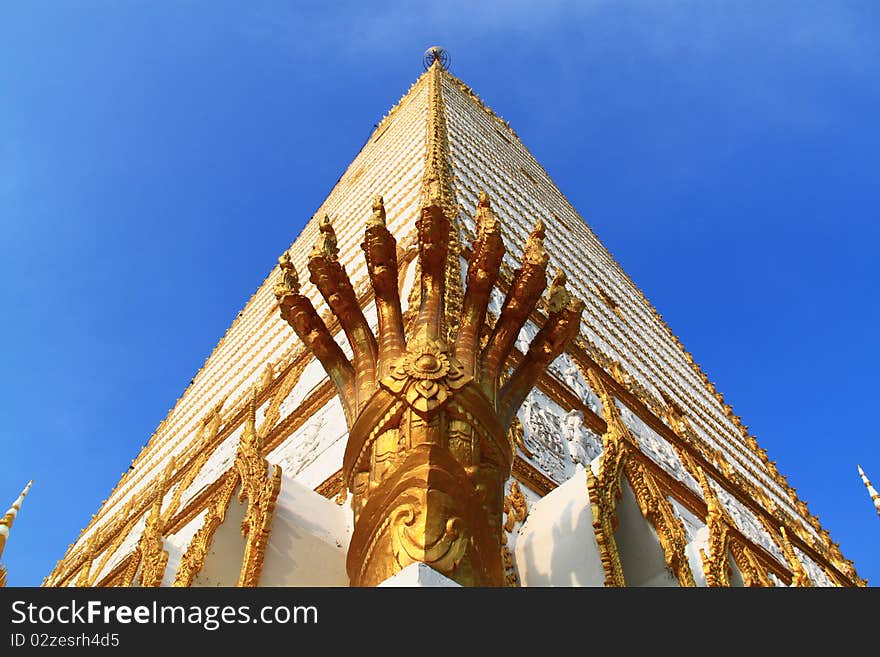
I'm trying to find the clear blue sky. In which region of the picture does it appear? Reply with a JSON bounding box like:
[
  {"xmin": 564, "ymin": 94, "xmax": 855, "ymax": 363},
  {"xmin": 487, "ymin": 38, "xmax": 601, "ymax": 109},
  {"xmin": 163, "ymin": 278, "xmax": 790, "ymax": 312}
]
[{"xmin": 2, "ymin": 2, "xmax": 878, "ymax": 586}]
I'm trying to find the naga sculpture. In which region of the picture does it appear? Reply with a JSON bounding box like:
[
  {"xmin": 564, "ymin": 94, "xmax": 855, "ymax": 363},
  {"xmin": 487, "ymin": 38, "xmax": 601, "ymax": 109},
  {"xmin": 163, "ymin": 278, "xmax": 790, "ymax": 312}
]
[{"xmin": 274, "ymin": 187, "xmax": 583, "ymax": 586}]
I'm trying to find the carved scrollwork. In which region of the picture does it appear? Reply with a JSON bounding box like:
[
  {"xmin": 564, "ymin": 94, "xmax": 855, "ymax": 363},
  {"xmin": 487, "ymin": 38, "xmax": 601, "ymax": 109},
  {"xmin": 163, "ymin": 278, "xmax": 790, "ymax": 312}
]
[
  {"xmin": 136, "ymin": 460, "xmax": 174, "ymax": 587},
  {"xmin": 729, "ymin": 540, "xmax": 773, "ymax": 587},
  {"xmin": 162, "ymin": 400, "xmax": 226, "ymax": 527},
  {"xmin": 584, "ymin": 367, "xmax": 697, "ymax": 587},
  {"xmin": 625, "ymin": 459, "xmax": 696, "ymax": 587},
  {"xmin": 778, "ymin": 526, "xmax": 812, "ymax": 587},
  {"xmin": 502, "ymin": 480, "xmax": 528, "ymax": 538},
  {"xmin": 234, "ymin": 393, "xmax": 282, "ymax": 587},
  {"xmin": 75, "ymin": 532, "xmax": 100, "ymax": 587},
  {"xmin": 692, "ymin": 464, "xmax": 734, "ymax": 587},
  {"xmin": 173, "ymin": 473, "xmax": 240, "ymax": 587}
]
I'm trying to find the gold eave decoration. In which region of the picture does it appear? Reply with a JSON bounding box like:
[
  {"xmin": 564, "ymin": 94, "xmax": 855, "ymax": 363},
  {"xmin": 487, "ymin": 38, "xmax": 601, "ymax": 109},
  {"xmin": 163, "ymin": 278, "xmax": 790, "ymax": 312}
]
[
  {"xmin": 584, "ymin": 366, "xmax": 697, "ymax": 587},
  {"xmin": 136, "ymin": 460, "xmax": 174, "ymax": 587},
  {"xmin": 234, "ymin": 393, "xmax": 282, "ymax": 587}
]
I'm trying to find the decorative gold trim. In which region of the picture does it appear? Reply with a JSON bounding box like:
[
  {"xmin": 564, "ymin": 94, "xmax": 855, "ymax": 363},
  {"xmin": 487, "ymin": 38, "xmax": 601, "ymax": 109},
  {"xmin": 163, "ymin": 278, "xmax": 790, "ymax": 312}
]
[
  {"xmin": 162, "ymin": 400, "xmax": 226, "ymax": 525},
  {"xmin": 625, "ymin": 458, "xmax": 696, "ymax": 586},
  {"xmin": 257, "ymin": 358, "xmax": 309, "ymax": 439},
  {"xmin": 136, "ymin": 460, "xmax": 174, "ymax": 587},
  {"xmin": 569, "ymin": 344, "xmax": 858, "ymax": 585},
  {"xmin": 586, "ymin": 366, "xmax": 697, "ymax": 587},
  {"xmin": 692, "ymin": 464, "xmax": 734, "ymax": 587},
  {"xmin": 729, "ymin": 540, "xmax": 773, "ymax": 587},
  {"xmin": 120, "ymin": 551, "xmax": 140, "ymax": 587},
  {"xmin": 174, "ymin": 472, "xmax": 240, "ymax": 587},
  {"xmin": 586, "ymin": 466, "xmax": 625, "ymax": 587},
  {"xmin": 511, "ymin": 456, "xmax": 557, "ymax": 497},
  {"xmin": 778, "ymin": 526, "xmax": 812, "ymax": 587},
  {"xmin": 315, "ymin": 469, "xmax": 345, "ymax": 501},
  {"xmin": 75, "ymin": 533, "xmax": 99, "ymax": 587},
  {"xmin": 95, "ymin": 551, "xmax": 138, "ymax": 588},
  {"xmin": 235, "ymin": 393, "xmax": 283, "ymax": 587},
  {"xmin": 502, "ymin": 481, "xmax": 528, "ymax": 539},
  {"xmin": 89, "ymin": 499, "xmax": 139, "ymax": 584}
]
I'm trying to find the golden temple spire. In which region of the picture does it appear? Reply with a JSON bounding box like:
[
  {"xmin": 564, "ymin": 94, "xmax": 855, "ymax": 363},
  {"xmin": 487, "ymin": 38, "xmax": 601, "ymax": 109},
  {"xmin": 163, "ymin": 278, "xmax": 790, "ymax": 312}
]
[
  {"xmin": 858, "ymin": 465, "xmax": 880, "ymax": 518},
  {"xmin": 0, "ymin": 480, "xmax": 33, "ymax": 586}
]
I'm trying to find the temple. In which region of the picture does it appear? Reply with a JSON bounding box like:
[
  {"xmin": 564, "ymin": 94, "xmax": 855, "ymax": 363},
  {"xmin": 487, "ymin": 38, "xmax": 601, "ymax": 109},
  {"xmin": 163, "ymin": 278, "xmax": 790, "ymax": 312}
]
[{"xmin": 44, "ymin": 50, "xmax": 862, "ymax": 587}]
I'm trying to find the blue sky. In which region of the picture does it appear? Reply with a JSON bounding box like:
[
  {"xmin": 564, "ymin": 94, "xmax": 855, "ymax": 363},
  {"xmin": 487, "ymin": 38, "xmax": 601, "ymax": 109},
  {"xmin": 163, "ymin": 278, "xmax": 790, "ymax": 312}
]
[{"xmin": 1, "ymin": 2, "xmax": 878, "ymax": 586}]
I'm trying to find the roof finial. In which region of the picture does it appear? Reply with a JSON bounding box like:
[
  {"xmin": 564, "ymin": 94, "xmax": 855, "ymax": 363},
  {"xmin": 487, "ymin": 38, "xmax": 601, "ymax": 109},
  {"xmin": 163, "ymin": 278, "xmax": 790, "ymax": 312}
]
[
  {"xmin": 423, "ymin": 46, "xmax": 450, "ymax": 71},
  {"xmin": 0, "ymin": 480, "xmax": 33, "ymax": 585},
  {"xmin": 0, "ymin": 480, "xmax": 32, "ymax": 560},
  {"xmin": 858, "ymin": 464, "xmax": 880, "ymax": 518}
]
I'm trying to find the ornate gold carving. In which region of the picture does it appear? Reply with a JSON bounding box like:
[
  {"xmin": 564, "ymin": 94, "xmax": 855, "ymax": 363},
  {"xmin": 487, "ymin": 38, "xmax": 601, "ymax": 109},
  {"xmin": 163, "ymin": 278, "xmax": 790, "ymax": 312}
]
[
  {"xmin": 137, "ymin": 460, "xmax": 174, "ymax": 587},
  {"xmin": 500, "ymin": 479, "xmax": 525, "ymax": 584},
  {"xmin": 75, "ymin": 533, "xmax": 100, "ymax": 587},
  {"xmin": 626, "ymin": 459, "xmax": 696, "ymax": 586},
  {"xmin": 119, "ymin": 551, "xmax": 141, "ymax": 587},
  {"xmin": 56, "ymin": 59, "xmax": 860, "ymax": 590},
  {"xmin": 502, "ymin": 481, "xmax": 528, "ymax": 540},
  {"xmin": 162, "ymin": 401, "xmax": 226, "ymax": 526},
  {"xmin": 234, "ymin": 392, "xmax": 282, "ymax": 587},
  {"xmin": 729, "ymin": 541, "xmax": 773, "ymax": 587},
  {"xmin": 90, "ymin": 499, "xmax": 138, "ymax": 583},
  {"xmin": 778, "ymin": 526, "xmax": 812, "ymax": 587},
  {"xmin": 274, "ymin": 65, "xmax": 582, "ymax": 586},
  {"xmin": 257, "ymin": 358, "xmax": 308, "ymax": 440},
  {"xmin": 501, "ymin": 547, "xmax": 518, "ymax": 587},
  {"xmin": 693, "ymin": 465, "xmax": 733, "ymax": 587},
  {"xmin": 511, "ymin": 456, "xmax": 557, "ymax": 497},
  {"xmin": 173, "ymin": 472, "xmax": 240, "ymax": 587},
  {"xmin": 583, "ymin": 368, "xmax": 628, "ymax": 587},
  {"xmin": 585, "ymin": 368, "xmax": 697, "ymax": 586},
  {"xmin": 678, "ymin": 450, "xmax": 777, "ymax": 587},
  {"xmin": 316, "ymin": 469, "xmax": 345, "ymax": 502},
  {"xmin": 586, "ymin": 466, "xmax": 625, "ymax": 587},
  {"xmin": 508, "ymin": 416, "xmax": 533, "ymax": 459}
]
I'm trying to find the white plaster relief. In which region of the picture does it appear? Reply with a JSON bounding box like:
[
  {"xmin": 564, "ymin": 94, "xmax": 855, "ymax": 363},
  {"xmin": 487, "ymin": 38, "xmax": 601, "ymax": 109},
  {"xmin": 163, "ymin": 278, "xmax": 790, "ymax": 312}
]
[
  {"xmin": 615, "ymin": 400, "xmax": 701, "ymax": 495},
  {"xmin": 268, "ymin": 398, "xmax": 347, "ymax": 482},
  {"xmin": 517, "ymin": 390, "xmax": 601, "ymax": 484},
  {"xmin": 708, "ymin": 477, "xmax": 786, "ymax": 566},
  {"xmin": 162, "ymin": 508, "xmax": 209, "ymax": 587},
  {"xmin": 93, "ymin": 512, "xmax": 147, "ymax": 583},
  {"xmin": 794, "ymin": 547, "xmax": 835, "ymax": 587},
  {"xmin": 669, "ymin": 498, "xmax": 709, "ymax": 588},
  {"xmin": 278, "ymin": 358, "xmax": 326, "ymax": 421},
  {"xmin": 549, "ymin": 351, "xmax": 602, "ymax": 415},
  {"xmin": 178, "ymin": 427, "xmax": 243, "ymax": 511}
]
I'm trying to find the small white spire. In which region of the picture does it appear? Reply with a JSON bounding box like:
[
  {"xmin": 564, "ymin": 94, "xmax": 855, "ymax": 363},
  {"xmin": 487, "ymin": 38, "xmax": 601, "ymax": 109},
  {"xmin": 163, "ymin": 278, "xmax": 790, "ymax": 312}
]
[
  {"xmin": 858, "ymin": 465, "xmax": 880, "ymax": 518},
  {"xmin": 0, "ymin": 480, "xmax": 33, "ymax": 561}
]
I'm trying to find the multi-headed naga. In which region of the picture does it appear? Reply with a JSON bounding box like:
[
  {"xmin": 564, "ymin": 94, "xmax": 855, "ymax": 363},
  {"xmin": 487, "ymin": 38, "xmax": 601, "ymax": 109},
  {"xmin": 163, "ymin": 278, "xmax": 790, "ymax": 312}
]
[{"xmin": 274, "ymin": 189, "xmax": 583, "ymax": 586}]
